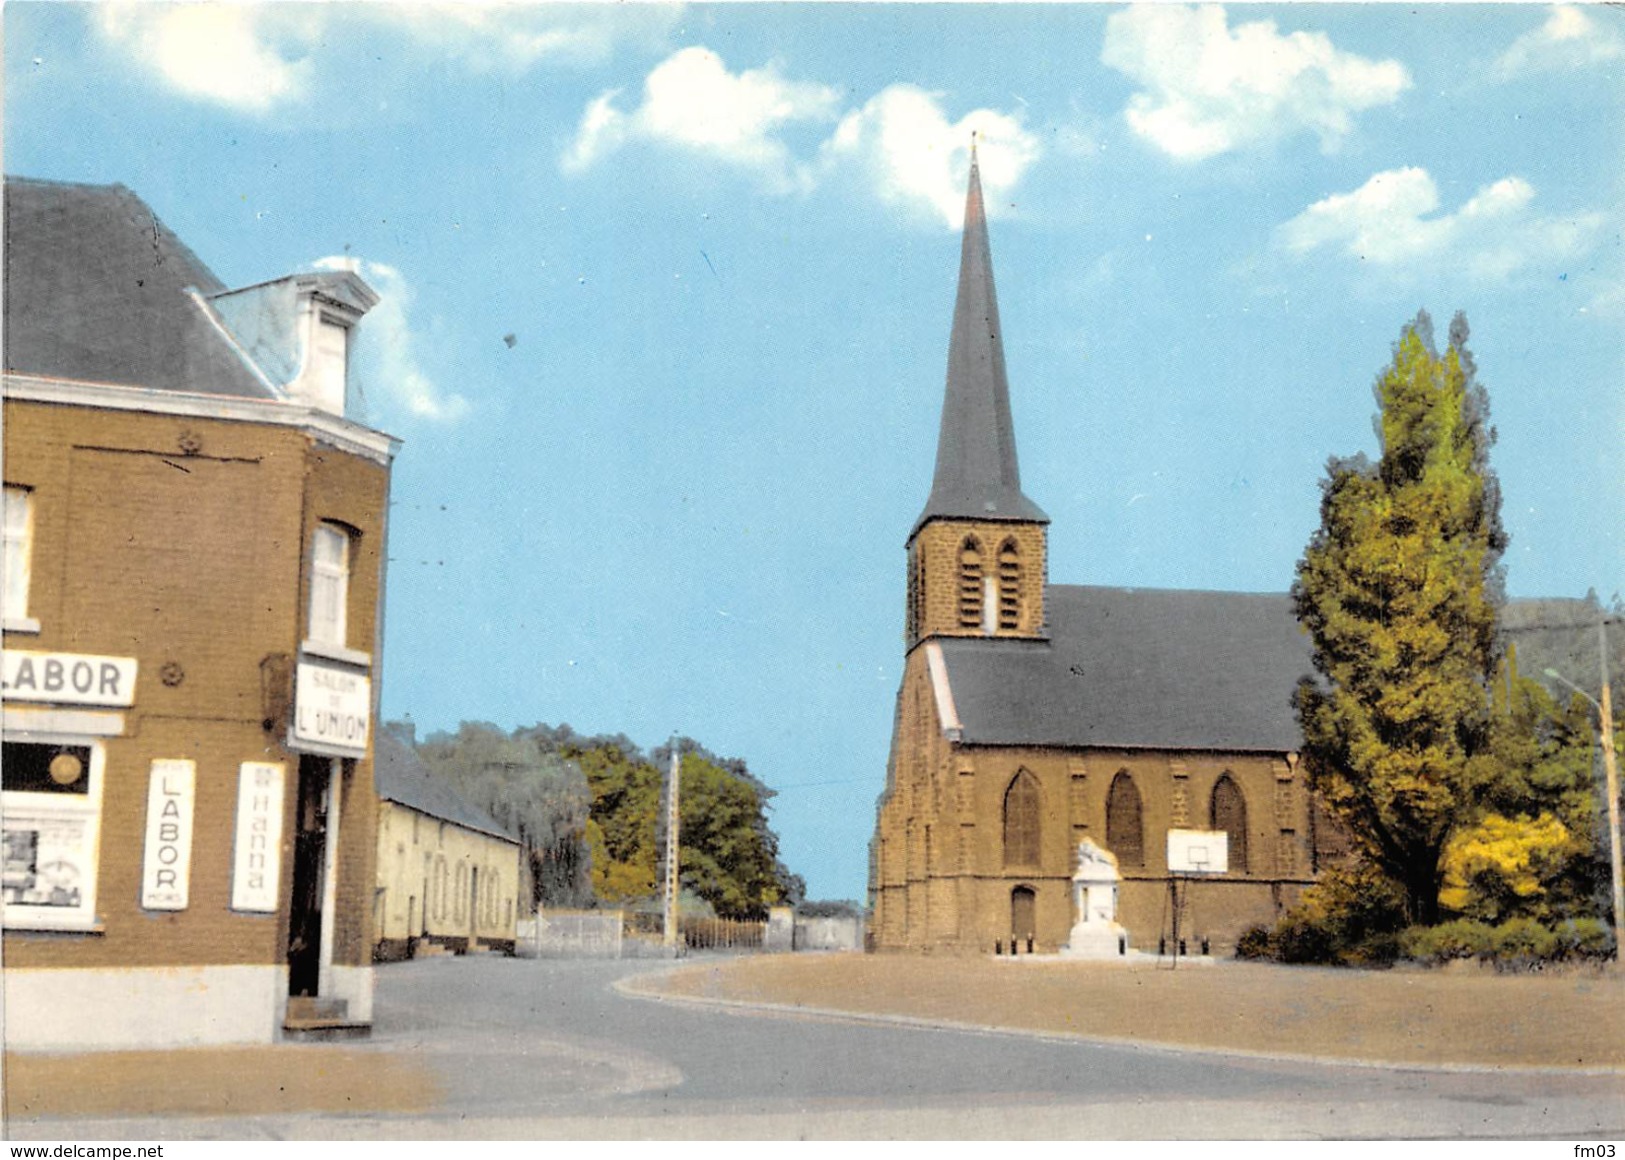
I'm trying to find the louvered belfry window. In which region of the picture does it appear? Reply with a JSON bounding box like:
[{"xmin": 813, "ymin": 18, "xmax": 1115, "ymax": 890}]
[
  {"xmin": 1211, "ymin": 774, "xmax": 1248, "ymax": 873},
  {"xmin": 997, "ymin": 539, "xmax": 1020, "ymax": 629},
  {"xmin": 1106, "ymin": 772, "xmax": 1144, "ymax": 868},
  {"xmin": 957, "ymin": 537, "xmax": 984, "ymax": 628},
  {"xmin": 1003, "ymin": 770, "xmax": 1040, "ymax": 867}
]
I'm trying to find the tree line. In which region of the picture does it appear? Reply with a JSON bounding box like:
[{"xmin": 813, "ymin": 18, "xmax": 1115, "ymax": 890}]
[{"xmin": 392, "ymin": 720, "xmax": 805, "ymax": 921}]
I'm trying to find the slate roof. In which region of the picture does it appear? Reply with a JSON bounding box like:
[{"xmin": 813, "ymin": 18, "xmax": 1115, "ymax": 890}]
[
  {"xmin": 373, "ymin": 731, "xmax": 520, "ymax": 845},
  {"xmin": 937, "ymin": 585, "xmax": 1313, "ymax": 752},
  {"xmin": 3, "ymin": 177, "xmax": 273, "ymax": 398},
  {"xmin": 912, "ymin": 151, "xmax": 1048, "ymax": 538}
]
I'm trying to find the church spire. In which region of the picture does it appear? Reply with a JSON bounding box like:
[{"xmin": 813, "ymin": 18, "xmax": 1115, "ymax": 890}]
[{"xmin": 912, "ymin": 141, "xmax": 1048, "ymax": 538}]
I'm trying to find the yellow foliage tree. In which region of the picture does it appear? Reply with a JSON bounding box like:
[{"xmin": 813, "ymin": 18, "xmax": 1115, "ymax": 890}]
[{"xmin": 1439, "ymin": 812, "xmax": 1576, "ymax": 923}]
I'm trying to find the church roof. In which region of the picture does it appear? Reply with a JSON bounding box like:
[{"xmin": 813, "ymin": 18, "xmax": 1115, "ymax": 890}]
[
  {"xmin": 3, "ymin": 176, "xmax": 275, "ymax": 399},
  {"xmin": 936, "ymin": 585, "xmax": 1312, "ymax": 752},
  {"xmin": 373, "ymin": 731, "xmax": 520, "ymax": 846},
  {"xmin": 912, "ymin": 150, "xmax": 1048, "ymax": 539}
]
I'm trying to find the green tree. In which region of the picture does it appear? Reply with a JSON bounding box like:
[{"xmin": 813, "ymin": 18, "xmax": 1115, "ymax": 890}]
[
  {"xmin": 524, "ymin": 726, "xmax": 802, "ymax": 918},
  {"xmin": 1293, "ymin": 311, "xmax": 1509, "ymax": 925},
  {"xmin": 410, "ymin": 721, "xmax": 594, "ymax": 909}
]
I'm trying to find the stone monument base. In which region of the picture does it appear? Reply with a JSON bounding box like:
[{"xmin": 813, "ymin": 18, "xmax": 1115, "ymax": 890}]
[{"xmin": 1060, "ymin": 921, "xmax": 1129, "ymax": 959}]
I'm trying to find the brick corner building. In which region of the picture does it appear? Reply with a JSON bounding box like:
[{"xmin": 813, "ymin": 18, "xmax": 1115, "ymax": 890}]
[{"xmin": 2, "ymin": 177, "xmax": 398, "ymax": 1047}]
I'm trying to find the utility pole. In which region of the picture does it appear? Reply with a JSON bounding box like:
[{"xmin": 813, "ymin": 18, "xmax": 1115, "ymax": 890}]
[
  {"xmin": 1545, "ymin": 616, "xmax": 1622, "ymax": 966},
  {"xmin": 1597, "ymin": 621, "xmax": 1622, "ymax": 967},
  {"xmin": 662, "ymin": 747, "xmax": 680, "ymax": 951}
]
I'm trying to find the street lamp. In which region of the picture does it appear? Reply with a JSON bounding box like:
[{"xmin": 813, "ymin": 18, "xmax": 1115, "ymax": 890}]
[{"xmin": 1542, "ymin": 617, "xmax": 1621, "ymax": 967}]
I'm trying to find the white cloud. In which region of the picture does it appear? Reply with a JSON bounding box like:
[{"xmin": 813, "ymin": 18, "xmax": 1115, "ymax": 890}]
[
  {"xmin": 376, "ymin": 4, "xmax": 682, "ymax": 72},
  {"xmin": 820, "ymin": 86, "xmax": 1041, "ymax": 228},
  {"xmin": 314, "ymin": 257, "xmax": 469, "ymax": 424},
  {"xmin": 1495, "ymin": 5, "xmax": 1625, "ymax": 78},
  {"xmin": 96, "ymin": 3, "xmax": 320, "ymax": 114},
  {"xmin": 565, "ymin": 54, "xmax": 1040, "ymax": 229},
  {"xmin": 563, "ymin": 47, "xmax": 841, "ymax": 191},
  {"xmin": 1277, "ymin": 168, "xmax": 1604, "ymax": 283},
  {"xmin": 95, "ymin": 2, "xmax": 678, "ymax": 115},
  {"xmin": 1100, "ymin": 5, "xmax": 1410, "ymax": 161}
]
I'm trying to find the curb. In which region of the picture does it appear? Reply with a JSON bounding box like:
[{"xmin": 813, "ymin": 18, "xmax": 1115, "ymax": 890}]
[{"xmin": 613, "ymin": 968, "xmax": 1625, "ymax": 1079}]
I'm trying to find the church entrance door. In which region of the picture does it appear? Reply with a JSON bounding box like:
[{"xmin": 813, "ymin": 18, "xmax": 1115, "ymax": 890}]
[{"xmin": 1010, "ymin": 885, "xmax": 1036, "ymax": 945}]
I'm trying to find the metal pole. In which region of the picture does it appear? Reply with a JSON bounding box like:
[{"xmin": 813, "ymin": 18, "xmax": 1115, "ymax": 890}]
[
  {"xmin": 1598, "ymin": 622, "xmax": 1623, "ymax": 966},
  {"xmin": 663, "ymin": 749, "xmax": 681, "ymax": 950}
]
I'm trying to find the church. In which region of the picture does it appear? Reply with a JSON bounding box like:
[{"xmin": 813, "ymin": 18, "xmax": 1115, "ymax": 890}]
[{"xmin": 867, "ymin": 154, "xmax": 1344, "ymax": 955}]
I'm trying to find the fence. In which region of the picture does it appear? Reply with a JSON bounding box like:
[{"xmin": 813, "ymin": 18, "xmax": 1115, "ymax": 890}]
[{"xmin": 519, "ymin": 909, "xmax": 624, "ymax": 958}]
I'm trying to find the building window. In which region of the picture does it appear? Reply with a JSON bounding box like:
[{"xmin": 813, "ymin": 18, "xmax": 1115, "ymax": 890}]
[
  {"xmin": 1211, "ymin": 774, "xmax": 1249, "ymax": 873},
  {"xmin": 997, "ymin": 539, "xmax": 1020, "ymax": 630},
  {"xmin": 3, "ymin": 486, "xmax": 37, "ymax": 630},
  {"xmin": 957, "ymin": 537, "xmax": 983, "ymax": 629},
  {"xmin": 1106, "ymin": 772, "xmax": 1144, "ymax": 869},
  {"xmin": 2, "ymin": 737, "xmax": 104, "ymax": 931},
  {"xmin": 310, "ymin": 314, "xmax": 352, "ymax": 414},
  {"xmin": 308, "ymin": 522, "xmax": 351, "ymax": 648},
  {"xmin": 906, "ymin": 546, "xmax": 921, "ymax": 641},
  {"xmin": 1003, "ymin": 770, "xmax": 1040, "ymax": 868}
]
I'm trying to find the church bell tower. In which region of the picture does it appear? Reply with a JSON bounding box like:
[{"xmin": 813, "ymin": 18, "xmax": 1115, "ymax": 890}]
[{"xmin": 906, "ymin": 146, "xmax": 1049, "ymax": 650}]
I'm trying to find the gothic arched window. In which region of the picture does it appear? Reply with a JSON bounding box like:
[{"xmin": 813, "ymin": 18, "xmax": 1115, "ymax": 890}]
[
  {"xmin": 1211, "ymin": 773, "xmax": 1248, "ymax": 873},
  {"xmin": 998, "ymin": 539, "xmax": 1021, "ymax": 630},
  {"xmin": 957, "ymin": 537, "xmax": 984, "ymax": 629},
  {"xmin": 1106, "ymin": 772, "xmax": 1144, "ymax": 868},
  {"xmin": 1003, "ymin": 770, "xmax": 1040, "ymax": 867}
]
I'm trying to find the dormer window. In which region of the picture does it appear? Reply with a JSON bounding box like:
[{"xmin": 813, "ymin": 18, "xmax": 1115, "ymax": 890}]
[{"xmin": 308, "ymin": 313, "xmax": 352, "ymax": 416}]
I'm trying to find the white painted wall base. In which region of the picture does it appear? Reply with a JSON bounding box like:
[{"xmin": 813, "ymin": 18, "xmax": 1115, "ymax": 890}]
[
  {"xmin": 327, "ymin": 963, "xmax": 373, "ymax": 1023},
  {"xmin": 3, "ymin": 965, "xmax": 289, "ymax": 1051}
]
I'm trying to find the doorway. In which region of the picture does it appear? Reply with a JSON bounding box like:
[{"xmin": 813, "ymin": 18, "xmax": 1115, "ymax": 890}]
[
  {"xmin": 1010, "ymin": 885, "xmax": 1037, "ymax": 945},
  {"xmin": 287, "ymin": 755, "xmax": 331, "ymax": 997}
]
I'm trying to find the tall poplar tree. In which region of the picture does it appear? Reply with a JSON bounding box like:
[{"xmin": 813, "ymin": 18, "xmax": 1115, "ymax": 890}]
[{"xmin": 1293, "ymin": 311, "xmax": 1509, "ymax": 924}]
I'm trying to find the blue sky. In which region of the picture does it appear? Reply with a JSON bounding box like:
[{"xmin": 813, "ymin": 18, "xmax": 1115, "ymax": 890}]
[{"xmin": 7, "ymin": 2, "xmax": 1622, "ymax": 902}]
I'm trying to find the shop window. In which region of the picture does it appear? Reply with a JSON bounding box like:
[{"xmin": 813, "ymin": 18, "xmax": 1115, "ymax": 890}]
[
  {"xmin": 3, "ymin": 486, "xmax": 37, "ymax": 631},
  {"xmin": 307, "ymin": 522, "xmax": 351, "ymax": 649},
  {"xmin": 2, "ymin": 737, "xmax": 104, "ymax": 931},
  {"xmin": 1106, "ymin": 772, "xmax": 1144, "ymax": 868}
]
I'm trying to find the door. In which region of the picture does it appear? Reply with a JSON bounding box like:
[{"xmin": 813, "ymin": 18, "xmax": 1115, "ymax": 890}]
[
  {"xmin": 469, "ymin": 866, "xmax": 480, "ymax": 945},
  {"xmin": 287, "ymin": 754, "xmax": 329, "ymax": 996},
  {"xmin": 1011, "ymin": 885, "xmax": 1037, "ymax": 945}
]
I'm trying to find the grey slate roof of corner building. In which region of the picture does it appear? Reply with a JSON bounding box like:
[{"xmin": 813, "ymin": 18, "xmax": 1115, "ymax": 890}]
[
  {"xmin": 938, "ymin": 585, "xmax": 1313, "ymax": 752},
  {"xmin": 3, "ymin": 177, "xmax": 273, "ymax": 399},
  {"xmin": 912, "ymin": 152, "xmax": 1048, "ymax": 539},
  {"xmin": 373, "ymin": 731, "xmax": 520, "ymax": 846}
]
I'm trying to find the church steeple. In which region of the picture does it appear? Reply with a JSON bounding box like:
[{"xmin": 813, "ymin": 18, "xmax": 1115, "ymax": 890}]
[
  {"xmin": 913, "ymin": 142, "xmax": 1049, "ymax": 538},
  {"xmin": 906, "ymin": 144, "xmax": 1048, "ymax": 648}
]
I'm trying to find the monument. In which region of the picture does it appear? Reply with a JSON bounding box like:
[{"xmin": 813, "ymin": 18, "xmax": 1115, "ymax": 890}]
[{"xmin": 1061, "ymin": 838, "xmax": 1130, "ymax": 959}]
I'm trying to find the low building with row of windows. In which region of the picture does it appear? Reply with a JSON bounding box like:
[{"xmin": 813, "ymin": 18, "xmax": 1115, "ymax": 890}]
[
  {"xmin": 372, "ymin": 729, "xmax": 522, "ymax": 960},
  {"xmin": 2, "ymin": 177, "xmax": 397, "ymax": 1047}
]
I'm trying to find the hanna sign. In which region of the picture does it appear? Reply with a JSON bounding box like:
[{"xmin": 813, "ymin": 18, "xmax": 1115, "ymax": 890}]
[{"xmin": 292, "ymin": 661, "xmax": 371, "ymax": 757}]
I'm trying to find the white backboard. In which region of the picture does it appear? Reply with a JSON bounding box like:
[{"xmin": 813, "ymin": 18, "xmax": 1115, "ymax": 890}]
[{"xmin": 1167, "ymin": 828, "xmax": 1228, "ymax": 874}]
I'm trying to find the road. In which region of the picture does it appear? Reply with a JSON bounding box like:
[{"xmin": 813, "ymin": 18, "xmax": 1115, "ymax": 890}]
[{"xmin": 18, "ymin": 955, "xmax": 1625, "ymax": 1139}]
